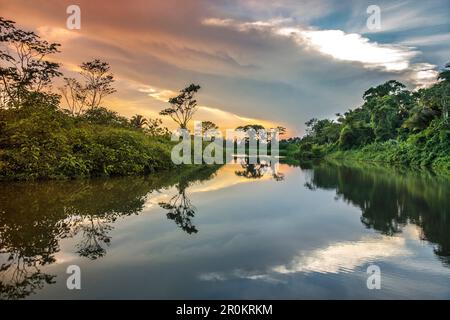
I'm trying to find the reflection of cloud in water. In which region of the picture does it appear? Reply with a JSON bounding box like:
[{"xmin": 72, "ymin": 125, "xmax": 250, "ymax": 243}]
[
  {"xmin": 199, "ymin": 270, "xmax": 285, "ymax": 284},
  {"xmin": 146, "ymin": 191, "xmax": 174, "ymax": 207},
  {"xmin": 273, "ymin": 235, "xmax": 410, "ymax": 275},
  {"xmin": 143, "ymin": 164, "xmax": 292, "ymax": 210},
  {"xmin": 199, "ymin": 225, "xmax": 450, "ymax": 287},
  {"xmin": 198, "ymin": 235, "xmax": 411, "ymax": 283},
  {"xmin": 189, "ymin": 164, "xmax": 290, "ymax": 193},
  {"xmin": 190, "ymin": 166, "xmax": 270, "ymax": 193},
  {"xmin": 144, "ymin": 166, "xmax": 273, "ymax": 205}
]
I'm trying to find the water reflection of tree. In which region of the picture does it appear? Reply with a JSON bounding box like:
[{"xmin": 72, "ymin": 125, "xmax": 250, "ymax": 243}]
[
  {"xmin": 0, "ymin": 166, "xmax": 220, "ymax": 298},
  {"xmin": 63, "ymin": 216, "xmax": 113, "ymax": 260},
  {"xmin": 158, "ymin": 165, "xmax": 220, "ymax": 234},
  {"xmin": 160, "ymin": 181, "xmax": 198, "ymax": 234},
  {"xmin": 0, "ymin": 255, "xmax": 55, "ymax": 300},
  {"xmin": 234, "ymin": 157, "xmax": 284, "ymax": 181},
  {"xmin": 0, "ymin": 243, "xmax": 56, "ymax": 299},
  {"xmin": 305, "ymin": 162, "xmax": 450, "ymax": 266}
]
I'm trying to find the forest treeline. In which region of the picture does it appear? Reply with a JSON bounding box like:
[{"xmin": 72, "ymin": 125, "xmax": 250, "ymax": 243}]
[
  {"xmin": 285, "ymin": 72, "xmax": 450, "ymax": 175},
  {"xmin": 1, "ymin": 16, "xmax": 449, "ymax": 179}
]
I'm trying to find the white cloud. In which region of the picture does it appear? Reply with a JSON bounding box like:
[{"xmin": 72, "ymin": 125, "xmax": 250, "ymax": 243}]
[
  {"xmin": 138, "ymin": 86, "xmax": 176, "ymax": 102},
  {"xmin": 203, "ymin": 17, "xmax": 438, "ymax": 85},
  {"xmin": 272, "ymin": 235, "xmax": 410, "ymax": 274},
  {"xmin": 203, "ymin": 17, "xmax": 291, "ymax": 32},
  {"xmin": 295, "ymin": 29, "xmax": 417, "ymax": 71},
  {"xmin": 408, "ymin": 63, "xmax": 439, "ymax": 88},
  {"xmin": 37, "ymin": 26, "xmax": 81, "ymax": 42}
]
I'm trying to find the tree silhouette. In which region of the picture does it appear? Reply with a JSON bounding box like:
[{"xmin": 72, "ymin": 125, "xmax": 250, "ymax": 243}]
[
  {"xmin": 202, "ymin": 121, "xmax": 218, "ymax": 133},
  {"xmin": 0, "ymin": 17, "xmax": 61, "ymax": 108},
  {"xmin": 234, "ymin": 156, "xmax": 284, "ymax": 181},
  {"xmin": 59, "ymin": 59, "xmax": 116, "ymax": 115},
  {"xmin": 160, "ymin": 84, "xmax": 201, "ymax": 129},
  {"xmin": 159, "ymin": 181, "xmax": 198, "ymax": 234}
]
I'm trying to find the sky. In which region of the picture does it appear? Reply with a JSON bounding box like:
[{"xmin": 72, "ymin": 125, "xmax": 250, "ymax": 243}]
[{"xmin": 1, "ymin": 0, "xmax": 449, "ymax": 136}]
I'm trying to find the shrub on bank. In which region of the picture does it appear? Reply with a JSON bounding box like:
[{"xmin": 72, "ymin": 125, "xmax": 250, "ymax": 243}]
[
  {"xmin": 0, "ymin": 105, "xmax": 174, "ymax": 180},
  {"xmin": 326, "ymin": 119, "xmax": 450, "ymax": 175}
]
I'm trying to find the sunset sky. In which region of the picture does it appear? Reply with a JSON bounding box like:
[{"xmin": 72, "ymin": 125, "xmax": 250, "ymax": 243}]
[{"xmin": 2, "ymin": 0, "xmax": 449, "ymax": 136}]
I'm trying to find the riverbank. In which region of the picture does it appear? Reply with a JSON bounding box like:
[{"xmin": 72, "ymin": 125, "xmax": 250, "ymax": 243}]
[
  {"xmin": 285, "ymin": 145, "xmax": 450, "ymax": 177},
  {"xmin": 324, "ymin": 133, "xmax": 450, "ymax": 177},
  {"xmin": 326, "ymin": 149, "xmax": 449, "ymax": 177}
]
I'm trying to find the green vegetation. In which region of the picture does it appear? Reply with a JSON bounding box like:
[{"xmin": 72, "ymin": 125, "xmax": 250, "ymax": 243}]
[
  {"xmin": 0, "ymin": 17, "xmax": 184, "ymax": 180},
  {"xmin": 0, "ymin": 100, "xmax": 175, "ymax": 180},
  {"xmin": 286, "ymin": 73, "xmax": 450, "ymax": 175}
]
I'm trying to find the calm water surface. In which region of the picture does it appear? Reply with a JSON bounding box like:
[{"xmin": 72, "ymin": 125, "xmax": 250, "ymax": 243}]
[{"xmin": 0, "ymin": 161, "xmax": 449, "ymax": 299}]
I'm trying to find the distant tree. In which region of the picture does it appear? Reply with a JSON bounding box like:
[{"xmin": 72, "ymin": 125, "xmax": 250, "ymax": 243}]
[
  {"xmin": 82, "ymin": 106, "xmax": 128, "ymax": 127},
  {"xmin": 59, "ymin": 59, "xmax": 116, "ymax": 115},
  {"xmin": 275, "ymin": 126, "xmax": 286, "ymax": 136},
  {"xmin": 146, "ymin": 118, "xmax": 170, "ymax": 136},
  {"xmin": 0, "ymin": 17, "xmax": 62, "ymax": 108},
  {"xmin": 363, "ymin": 80, "xmax": 406, "ymax": 102},
  {"xmin": 438, "ymin": 62, "xmax": 450, "ymax": 82},
  {"xmin": 130, "ymin": 114, "xmax": 148, "ymax": 129},
  {"xmin": 236, "ymin": 124, "xmax": 265, "ymax": 132},
  {"xmin": 236, "ymin": 124, "xmax": 266, "ymax": 145},
  {"xmin": 202, "ymin": 120, "xmax": 218, "ymax": 134},
  {"xmin": 305, "ymin": 118, "xmax": 340, "ymax": 144},
  {"xmin": 59, "ymin": 77, "xmax": 87, "ymax": 115},
  {"xmin": 160, "ymin": 84, "xmax": 201, "ymax": 129},
  {"xmin": 81, "ymin": 59, "xmax": 116, "ymax": 109}
]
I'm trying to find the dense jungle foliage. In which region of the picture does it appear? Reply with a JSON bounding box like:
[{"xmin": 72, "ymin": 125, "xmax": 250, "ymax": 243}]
[{"xmin": 286, "ymin": 71, "xmax": 450, "ymax": 175}]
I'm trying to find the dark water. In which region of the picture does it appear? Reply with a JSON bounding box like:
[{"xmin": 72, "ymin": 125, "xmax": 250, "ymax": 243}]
[{"xmin": 0, "ymin": 161, "xmax": 449, "ymax": 299}]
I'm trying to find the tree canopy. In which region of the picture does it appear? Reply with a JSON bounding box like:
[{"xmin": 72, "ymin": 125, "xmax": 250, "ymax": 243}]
[{"xmin": 160, "ymin": 84, "xmax": 201, "ymax": 129}]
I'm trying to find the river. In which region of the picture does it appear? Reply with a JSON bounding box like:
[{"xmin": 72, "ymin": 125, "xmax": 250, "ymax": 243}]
[{"xmin": 0, "ymin": 160, "xmax": 449, "ymax": 299}]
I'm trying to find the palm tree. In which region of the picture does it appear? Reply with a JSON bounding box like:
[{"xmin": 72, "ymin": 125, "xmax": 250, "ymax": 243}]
[{"xmin": 130, "ymin": 114, "xmax": 148, "ymax": 129}]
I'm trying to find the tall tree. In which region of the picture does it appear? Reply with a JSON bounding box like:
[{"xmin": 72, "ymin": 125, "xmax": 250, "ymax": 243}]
[
  {"xmin": 160, "ymin": 84, "xmax": 201, "ymax": 129},
  {"xmin": 275, "ymin": 126, "xmax": 286, "ymax": 136},
  {"xmin": 59, "ymin": 77, "xmax": 87, "ymax": 115},
  {"xmin": 0, "ymin": 17, "xmax": 61, "ymax": 108},
  {"xmin": 59, "ymin": 59, "xmax": 116, "ymax": 115},
  {"xmin": 201, "ymin": 121, "xmax": 218, "ymax": 134},
  {"xmin": 81, "ymin": 59, "xmax": 116, "ymax": 109}
]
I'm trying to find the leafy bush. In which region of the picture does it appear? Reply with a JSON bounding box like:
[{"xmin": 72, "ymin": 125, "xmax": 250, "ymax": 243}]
[{"xmin": 0, "ymin": 105, "xmax": 174, "ymax": 180}]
